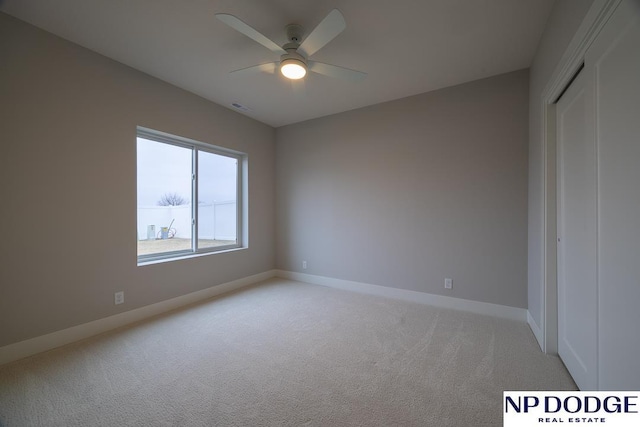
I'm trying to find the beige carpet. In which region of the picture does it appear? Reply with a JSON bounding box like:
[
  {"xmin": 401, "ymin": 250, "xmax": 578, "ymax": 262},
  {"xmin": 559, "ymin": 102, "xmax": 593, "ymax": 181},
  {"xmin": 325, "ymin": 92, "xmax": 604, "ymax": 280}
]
[{"xmin": 0, "ymin": 278, "xmax": 575, "ymax": 426}]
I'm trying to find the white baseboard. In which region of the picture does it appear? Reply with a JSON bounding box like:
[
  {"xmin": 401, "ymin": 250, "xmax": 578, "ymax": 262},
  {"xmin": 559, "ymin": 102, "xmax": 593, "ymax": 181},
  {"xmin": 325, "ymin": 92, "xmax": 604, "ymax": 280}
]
[
  {"xmin": 527, "ymin": 310, "xmax": 545, "ymax": 352},
  {"xmin": 277, "ymin": 270, "xmax": 527, "ymax": 322},
  {"xmin": 1, "ymin": 269, "xmax": 528, "ymax": 366},
  {"xmin": 0, "ymin": 270, "xmax": 277, "ymax": 366}
]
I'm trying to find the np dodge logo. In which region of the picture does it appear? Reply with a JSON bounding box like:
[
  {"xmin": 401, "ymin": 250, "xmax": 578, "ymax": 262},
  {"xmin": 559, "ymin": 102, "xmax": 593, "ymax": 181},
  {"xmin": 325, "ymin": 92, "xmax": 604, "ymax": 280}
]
[{"xmin": 503, "ymin": 392, "xmax": 640, "ymax": 426}]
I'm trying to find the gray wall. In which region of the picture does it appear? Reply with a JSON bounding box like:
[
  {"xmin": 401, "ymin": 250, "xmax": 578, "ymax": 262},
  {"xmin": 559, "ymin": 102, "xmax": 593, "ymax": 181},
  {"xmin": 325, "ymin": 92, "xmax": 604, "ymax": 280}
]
[
  {"xmin": 276, "ymin": 70, "xmax": 529, "ymax": 309},
  {"xmin": 527, "ymin": 0, "xmax": 594, "ymax": 331},
  {"xmin": 0, "ymin": 13, "xmax": 276, "ymax": 347}
]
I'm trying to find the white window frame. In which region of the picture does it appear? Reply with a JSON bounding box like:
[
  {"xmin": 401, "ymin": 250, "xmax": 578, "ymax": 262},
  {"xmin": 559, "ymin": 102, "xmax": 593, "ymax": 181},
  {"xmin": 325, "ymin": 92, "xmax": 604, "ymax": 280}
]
[{"xmin": 137, "ymin": 126, "xmax": 245, "ymax": 264}]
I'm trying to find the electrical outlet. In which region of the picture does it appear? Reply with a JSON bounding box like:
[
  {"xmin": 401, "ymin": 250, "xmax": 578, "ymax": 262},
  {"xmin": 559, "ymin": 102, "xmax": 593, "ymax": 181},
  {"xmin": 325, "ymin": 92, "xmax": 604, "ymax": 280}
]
[
  {"xmin": 114, "ymin": 291, "xmax": 124, "ymax": 305},
  {"xmin": 444, "ymin": 278, "xmax": 453, "ymax": 289},
  {"xmin": 302, "ymin": 260, "xmax": 307, "ymax": 269}
]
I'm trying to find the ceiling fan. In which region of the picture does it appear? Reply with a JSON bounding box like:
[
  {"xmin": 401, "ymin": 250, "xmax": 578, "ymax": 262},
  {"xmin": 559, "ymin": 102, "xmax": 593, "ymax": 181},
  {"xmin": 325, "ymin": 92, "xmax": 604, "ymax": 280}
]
[{"xmin": 215, "ymin": 9, "xmax": 367, "ymax": 82}]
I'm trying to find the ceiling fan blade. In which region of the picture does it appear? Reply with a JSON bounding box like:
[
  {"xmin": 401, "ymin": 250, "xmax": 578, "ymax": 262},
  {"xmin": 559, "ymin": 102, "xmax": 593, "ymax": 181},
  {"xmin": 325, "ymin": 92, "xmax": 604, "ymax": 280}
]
[
  {"xmin": 298, "ymin": 9, "xmax": 346, "ymax": 57},
  {"xmin": 230, "ymin": 62, "xmax": 278, "ymax": 76},
  {"xmin": 216, "ymin": 13, "xmax": 287, "ymax": 55},
  {"xmin": 308, "ymin": 61, "xmax": 367, "ymax": 81}
]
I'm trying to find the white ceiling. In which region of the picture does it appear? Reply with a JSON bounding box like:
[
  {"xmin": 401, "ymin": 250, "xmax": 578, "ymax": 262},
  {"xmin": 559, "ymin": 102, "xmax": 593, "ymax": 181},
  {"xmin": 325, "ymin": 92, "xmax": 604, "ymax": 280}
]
[{"xmin": 1, "ymin": 0, "xmax": 556, "ymax": 127}]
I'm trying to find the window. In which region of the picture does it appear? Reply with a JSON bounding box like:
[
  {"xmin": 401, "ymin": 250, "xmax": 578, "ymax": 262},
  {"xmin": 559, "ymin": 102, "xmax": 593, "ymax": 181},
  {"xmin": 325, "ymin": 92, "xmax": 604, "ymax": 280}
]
[{"xmin": 136, "ymin": 127, "xmax": 244, "ymax": 263}]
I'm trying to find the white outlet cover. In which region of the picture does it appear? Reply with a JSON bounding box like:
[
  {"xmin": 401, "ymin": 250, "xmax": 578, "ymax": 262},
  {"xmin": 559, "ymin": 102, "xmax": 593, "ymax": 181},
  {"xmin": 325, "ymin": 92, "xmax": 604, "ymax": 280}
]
[
  {"xmin": 115, "ymin": 291, "xmax": 124, "ymax": 305},
  {"xmin": 445, "ymin": 278, "xmax": 453, "ymax": 289}
]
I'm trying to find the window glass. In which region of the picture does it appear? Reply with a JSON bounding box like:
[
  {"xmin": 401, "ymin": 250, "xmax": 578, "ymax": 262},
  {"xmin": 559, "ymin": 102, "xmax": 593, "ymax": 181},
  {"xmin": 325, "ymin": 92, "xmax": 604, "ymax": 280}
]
[{"xmin": 198, "ymin": 150, "xmax": 238, "ymax": 250}]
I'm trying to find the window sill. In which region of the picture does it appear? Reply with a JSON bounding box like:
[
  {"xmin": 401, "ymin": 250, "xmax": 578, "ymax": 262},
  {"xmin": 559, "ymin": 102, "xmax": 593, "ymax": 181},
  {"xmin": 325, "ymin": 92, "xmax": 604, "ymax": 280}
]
[{"xmin": 137, "ymin": 246, "xmax": 247, "ymax": 267}]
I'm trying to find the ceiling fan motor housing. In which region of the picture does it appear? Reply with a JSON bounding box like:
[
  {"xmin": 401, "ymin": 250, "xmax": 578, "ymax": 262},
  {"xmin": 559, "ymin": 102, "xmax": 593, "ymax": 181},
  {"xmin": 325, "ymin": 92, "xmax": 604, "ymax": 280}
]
[
  {"xmin": 282, "ymin": 24, "xmax": 306, "ymax": 76},
  {"xmin": 280, "ymin": 50, "xmax": 306, "ymax": 66}
]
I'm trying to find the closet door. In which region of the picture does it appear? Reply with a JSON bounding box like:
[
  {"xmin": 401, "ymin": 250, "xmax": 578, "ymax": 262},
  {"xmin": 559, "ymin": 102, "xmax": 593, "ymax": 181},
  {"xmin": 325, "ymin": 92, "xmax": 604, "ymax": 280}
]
[
  {"xmin": 556, "ymin": 0, "xmax": 640, "ymax": 391},
  {"xmin": 556, "ymin": 68, "xmax": 598, "ymax": 391},
  {"xmin": 586, "ymin": 0, "xmax": 640, "ymax": 390}
]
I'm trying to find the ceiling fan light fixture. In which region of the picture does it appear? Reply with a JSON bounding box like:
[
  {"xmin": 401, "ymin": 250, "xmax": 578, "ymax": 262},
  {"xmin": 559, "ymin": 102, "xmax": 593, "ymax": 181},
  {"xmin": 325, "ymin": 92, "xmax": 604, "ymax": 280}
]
[{"xmin": 280, "ymin": 58, "xmax": 307, "ymax": 80}]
